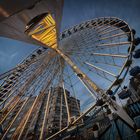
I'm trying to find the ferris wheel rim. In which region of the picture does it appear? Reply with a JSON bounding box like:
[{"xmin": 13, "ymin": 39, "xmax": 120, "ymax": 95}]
[{"xmin": 59, "ymin": 17, "xmax": 134, "ymax": 95}]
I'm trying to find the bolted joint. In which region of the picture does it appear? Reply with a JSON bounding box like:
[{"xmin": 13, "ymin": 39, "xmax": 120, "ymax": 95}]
[
  {"xmin": 96, "ymin": 99, "xmax": 105, "ymax": 106},
  {"xmin": 111, "ymin": 96, "xmax": 116, "ymax": 101},
  {"xmin": 103, "ymin": 104, "xmax": 112, "ymax": 115},
  {"xmin": 107, "ymin": 89, "xmax": 114, "ymax": 96},
  {"xmin": 128, "ymin": 29, "xmax": 136, "ymax": 42},
  {"xmin": 77, "ymin": 73, "xmax": 83, "ymax": 78}
]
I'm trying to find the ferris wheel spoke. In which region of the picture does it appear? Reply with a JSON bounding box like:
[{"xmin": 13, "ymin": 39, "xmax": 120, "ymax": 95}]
[
  {"xmin": 90, "ymin": 59, "xmax": 122, "ymax": 68},
  {"xmin": 65, "ymin": 65, "xmax": 81, "ymax": 114},
  {"xmin": 1, "ymin": 97, "xmax": 29, "ymax": 140},
  {"xmin": 96, "ymin": 41, "xmax": 131, "ymax": 47},
  {"xmin": 95, "ymin": 19, "xmax": 122, "ymax": 33},
  {"xmin": 71, "ymin": 51, "xmax": 123, "ymax": 69},
  {"xmin": 0, "ymin": 15, "xmax": 136, "ymax": 139},
  {"xmin": 63, "ymin": 39, "xmax": 129, "ymax": 54},
  {"xmin": 0, "ymin": 49, "xmax": 49, "ymax": 98},
  {"xmin": 4, "ymin": 72, "xmax": 44, "ymax": 110},
  {"xmin": 100, "ymin": 32, "xmax": 130, "ymax": 41},
  {"xmin": 69, "ymin": 50, "xmax": 128, "ymax": 59},
  {"xmin": 39, "ymin": 90, "xmax": 51, "ymax": 140},
  {"xmin": 81, "ymin": 62, "xmax": 114, "ymax": 83},
  {"xmin": 64, "ymin": 49, "xmax": 128, "ymax": 59},
  {"xmin": 64, "ymin": 50, "xmax": 120, "ymax": 82},
  {"xmin": 89, "ymin": 18, "xmax": 120, "ymax": 33},
  {"xmin": 96, "ymin": 72, "xmax": 113, "ymax": 82},
  {"xmin": 0, "ymin": 96, "xmax": 21, "ymax": 124},
  {"xmin": 83, "ymin": 62, "xmax": 115, "ymax": 83},
  {"xmin": 62, "ymin": 82, "xmax": 71, "ymax": 125},
  {"xmin": 99, "ymin": 24, "xmax": 130, "ymax": 36},
  {"xmin": 0, "ymin": 53, "xmax": 57, "ymax": 109},
  {"xmin": 93, "ymin": 19, "xmax": 130, "ymax": 38},
  {"xmin": 91, "ymin": 52, "xmax": 128, "ymax": 58},
  {"xmin": 85, "ymin": 62, "xmax": 117, "ymax": 77},
  {"xmin": 17, "ymin": 95, "xmax": 40, "ymax": 140}
]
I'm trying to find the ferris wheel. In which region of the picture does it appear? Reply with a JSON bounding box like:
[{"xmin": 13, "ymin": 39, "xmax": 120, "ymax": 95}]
[{"xmin": 0, "ymin": 13, "xmax": 138, "ymax": 139}]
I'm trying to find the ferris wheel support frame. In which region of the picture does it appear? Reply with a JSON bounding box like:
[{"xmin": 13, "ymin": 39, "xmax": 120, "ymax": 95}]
[
  {"xmin": 39, "ymin": 89, "xmax": 51, "ymax": 140},
  {"xmin": 46, "ymin": 46, "xmax": 135, "ymax": 139},
  {"xmin": 47, "ymin": 35, "xmax": 135, "ymax": 140},
  {"xmin": 24, "ymin": 14, "xmax": 136, "ymax": 139},
  {"xmin": 46, "ymin": 46, "xmax": 136, "ymax": 140},
  {"xmin": 55, "ymin": 47, "xmax": 135, "ymax": 127}
]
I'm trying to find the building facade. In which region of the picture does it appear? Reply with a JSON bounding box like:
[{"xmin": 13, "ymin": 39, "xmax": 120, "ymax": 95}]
[
  {"xmin": 0, "ymin": 87, "xmax": 80, "ymax": 139},
  {"xmin": 47, "ymin": 87, "xmax": 80, "ymax": 135}
]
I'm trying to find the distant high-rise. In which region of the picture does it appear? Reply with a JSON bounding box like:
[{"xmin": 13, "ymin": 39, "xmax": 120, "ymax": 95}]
[
  {"xmin": 0, "ymin": 87, "xmax": 80, "ymax": 139},
  {"xmin": 47, "ymin": 87, "xmax": 80, "ymax": 135}
]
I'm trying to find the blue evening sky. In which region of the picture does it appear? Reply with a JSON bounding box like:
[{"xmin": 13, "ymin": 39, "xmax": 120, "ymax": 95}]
[
  {"xmin": 0, "ymin": 0, "xmax": 140, "ymax": 74},
  {"xmin": 0, "ymin": 0, "xmax": 140, "ymax": 109}
]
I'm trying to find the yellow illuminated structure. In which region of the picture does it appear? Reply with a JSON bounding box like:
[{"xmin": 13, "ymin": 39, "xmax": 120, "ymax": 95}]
[{"xmin": 26, "ymin": 13, "xmax": 58, "ymax": 49}]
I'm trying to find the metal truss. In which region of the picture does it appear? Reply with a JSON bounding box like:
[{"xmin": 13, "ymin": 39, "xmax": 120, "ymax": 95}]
[{"xmin": 0, "ymin": 14, "xmax": 137, "ymax": 140}]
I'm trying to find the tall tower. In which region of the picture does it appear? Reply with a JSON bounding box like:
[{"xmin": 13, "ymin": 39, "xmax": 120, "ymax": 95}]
[{"xmin": 47, "ymin": 87, "xmax": 80, "ymax": 136}]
